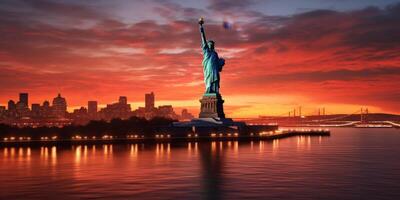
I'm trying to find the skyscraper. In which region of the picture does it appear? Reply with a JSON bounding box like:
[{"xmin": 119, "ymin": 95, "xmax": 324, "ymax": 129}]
[
  {"xmin": 52, "ymin": 93, "xmax": 67, "ymax": 118},
  {"xmin": 7, "ymin": 100, "xmax": 16, "ymax": 111},
  {"xmin": 19, "ymin": 93, "xmax": 28, "ymax": 107},
  {"xmin": 145, "ymin": 92, "xmax": 155, "ymax": 111},
  {"xmin": 88, "ymin": 101, "xmax": 98, "ymax": 117}
]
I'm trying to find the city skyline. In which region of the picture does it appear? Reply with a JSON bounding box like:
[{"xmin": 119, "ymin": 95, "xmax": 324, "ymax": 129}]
[
  {"xmin": 1, "ymin": 0, "xmax": 399, "ymax": 117},
  {"xmin": 0, "ymin": 92, "xmax": 195, "ymax": 115},
  {"xmin": 0, "ymin": 91, "xmax": 194, "ymax": 127}
]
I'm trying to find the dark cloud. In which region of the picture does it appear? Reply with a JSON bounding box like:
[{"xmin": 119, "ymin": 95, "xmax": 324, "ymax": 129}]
[
  {"xmin": 21, "ymin": 0, "xmax": 104, "ymax": 20},
  {"xmin": 153, "ymin": 0, "xmax": 206, "ymax": 20},
  {"xmin": 208, "ymin": 0, "xmax": 257, "ymax": 11}
]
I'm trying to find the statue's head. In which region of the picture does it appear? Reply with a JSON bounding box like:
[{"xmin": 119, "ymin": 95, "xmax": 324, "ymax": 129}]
[{"xmin": 207, "ymin": 40, "xmax": 215, "ymax": 51}]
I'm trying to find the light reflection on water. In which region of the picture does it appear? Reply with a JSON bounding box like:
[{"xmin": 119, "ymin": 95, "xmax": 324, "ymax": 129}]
[{"xmin": 0, "ymin": 128, "xmax": 400, "ymax": 200}]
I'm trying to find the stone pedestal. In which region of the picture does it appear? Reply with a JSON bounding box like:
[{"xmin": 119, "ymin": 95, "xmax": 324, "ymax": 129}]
[{"xmin": 199, "ymin": 93, "xmax": 225, "ymax": 118}]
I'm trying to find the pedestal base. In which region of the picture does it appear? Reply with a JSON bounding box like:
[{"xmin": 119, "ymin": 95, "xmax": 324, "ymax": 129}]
[{"xmin": 199, "ymin": 93, "xmax": 225, "ymax": 118}]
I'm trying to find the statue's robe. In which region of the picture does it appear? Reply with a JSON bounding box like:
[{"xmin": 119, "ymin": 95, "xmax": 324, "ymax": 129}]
[{"xmin": 202, "ymin": 43, "xmax": 224, "ymax": 94}]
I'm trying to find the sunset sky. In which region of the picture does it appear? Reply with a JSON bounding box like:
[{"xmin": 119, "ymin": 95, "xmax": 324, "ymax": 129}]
[{"xmin": 0, "ymin": 0, "xmax": 399, "ymax": 117}]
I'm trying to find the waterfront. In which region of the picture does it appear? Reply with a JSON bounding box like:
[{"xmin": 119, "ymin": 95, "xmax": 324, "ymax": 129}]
[{"xmin": 1, "ymin": 128, "xmax": 399, "ymax": 200}]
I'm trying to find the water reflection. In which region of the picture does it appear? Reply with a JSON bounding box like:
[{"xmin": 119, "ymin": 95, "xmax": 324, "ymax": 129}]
[
  {"xmin": 259, "ymin": 141, "xmax": 265, "ymax": 154},
  {"xmin": 10, "ymin": 147, "xmax": 15, "ymax": 157},
  {"xmin": 90, "ymin": 145, "xmax": 96, "ymax": 156},
  {"xmin": 296, "ymin": 136, "xmax": 317, "ymax": 151},
  {"xmin": 51, "ymin": 146, "xmax": 57, "ymax": 166},
  {"xmin": 200, "ymin": 142, "xmax": 224, "ymax": 200},
  {"xmin": 27, "ymin": 147, "xmax": 31, "ymax": 157},
  {"xmin": 155, "ymin": 143, "xmax": 171, "ymax": 161},
  {"xmin": 3, "ymin": 147, "xmax": 7, "ymax": 157},
  {"xmin": 187, "ymin": 142, "xmax": 199, "ymax": 156},
  {"xmin": 40, "ymin": 147, "xmax": 49, "ymax": 161},
  {"xmin": 0, "ymin": 134, "xmax": 345, "ymax": 200},
  {"xmin": 103, "ymin": 144, "xmax": 113, "ymax": 156},
  {"xmin": 130, "ymin": 144, "xmax": 138, "ymax": 159}
]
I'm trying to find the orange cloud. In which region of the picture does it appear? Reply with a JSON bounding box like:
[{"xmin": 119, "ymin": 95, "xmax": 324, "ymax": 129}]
[{"xmin": 0, "ymin": 1, "xmax": 400, "ymax": 117}]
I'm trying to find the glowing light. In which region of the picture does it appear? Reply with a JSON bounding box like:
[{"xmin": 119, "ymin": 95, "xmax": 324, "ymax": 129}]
[
  {"xmin": 102, "ymin": 135, "xmax": 110, "ymax": 139},
  {"xmin": 41, "ymin": 136, "xmax": 49, "ymax": 140}
]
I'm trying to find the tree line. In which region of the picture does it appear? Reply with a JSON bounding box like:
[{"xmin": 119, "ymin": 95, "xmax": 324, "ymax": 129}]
[{"xmin": 0, "ymin": 116, "xmax": 177, "ymax": 140}]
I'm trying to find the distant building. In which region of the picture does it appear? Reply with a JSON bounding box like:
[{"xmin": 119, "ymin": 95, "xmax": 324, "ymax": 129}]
[
  {"xmin": 7, "ymin": 100, "xmax": 16, "ymax": 111},
  {"xmin": 119, "ymin": 96, "xmax": 127, "ymax": 105},
  {"xmin": 145, "ymin": 92, "xmax": 155, "ymax": 111},
  {"xmin": 31, "ymin": 103, "xmax": 41, "ymax": 118},
  {"xmin": 19, "ymin": 93, "xmax": 28, "ymax": 107},
  {"xmin": 7, "ymin": 100, "xmax": 16, "ymax": 118},
  {"xmin": 157, "ymin": 105, "xmax": 177, "ymax": 119},
  {"xmin": 0, "ymin": 106, "xmax": 6, "ymax": 119},
  {"xmin": 72, "ymin": 107, "xmax": 89, "ymax": 125},
  {"xmin": 133, "ymin": 92, "xmax": 179, "ymax": 120},
  {"xmin": 88, "ymin": 101, "xmax": 98, "ymax": 118},
  {"xmin": 16, "ymin": 101, "xmax": 29, "ymax": 118},
  {"xmin": 40, "ymin": 100, "xmax": 52, "ymax": 118},
  {"xmin": 181, "ymin": 109, "xmax": 194, "ymax": 120},
  {"xmin": 52, "ymin": 94, "xmax": 67, "ymax": 118},
  {"xmin": 99, "ymin": 96, "xmax": 132, "ymax": 120}
]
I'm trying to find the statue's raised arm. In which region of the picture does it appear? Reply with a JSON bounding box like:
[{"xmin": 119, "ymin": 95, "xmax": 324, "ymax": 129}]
[{"xmin": 198, "ymin": 17, "xmax": 208, "ymax": 49}]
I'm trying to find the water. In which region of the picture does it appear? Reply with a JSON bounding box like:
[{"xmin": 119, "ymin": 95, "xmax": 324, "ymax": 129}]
[{"xmin": 1, "ymin": 128, "xmax": 399, "ymax": 200}]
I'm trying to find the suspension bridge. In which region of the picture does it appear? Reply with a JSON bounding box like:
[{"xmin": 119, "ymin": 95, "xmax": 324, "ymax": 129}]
[{"xmin": 241, "ymin": 107, "xmax": 400, "ymax": 128}]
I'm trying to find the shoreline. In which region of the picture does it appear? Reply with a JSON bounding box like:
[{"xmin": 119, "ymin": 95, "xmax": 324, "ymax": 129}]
[{"xmin": 0, "ymin": 129, "xmax": 330, "ymax": 146}]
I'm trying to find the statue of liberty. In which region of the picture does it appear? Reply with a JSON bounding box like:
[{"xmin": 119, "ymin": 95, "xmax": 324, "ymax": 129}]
[{"xmin": 199, "ymin": 17, "xmax": 225, "ymax": 94}]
